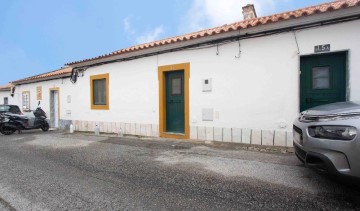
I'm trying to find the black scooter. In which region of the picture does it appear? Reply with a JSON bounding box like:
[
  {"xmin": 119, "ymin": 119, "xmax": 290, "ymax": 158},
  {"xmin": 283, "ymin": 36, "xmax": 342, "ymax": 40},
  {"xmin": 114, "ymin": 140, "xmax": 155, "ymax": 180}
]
[{"xmin": 0, "ymin": 101, "xmax": 50, "ymax": 135}]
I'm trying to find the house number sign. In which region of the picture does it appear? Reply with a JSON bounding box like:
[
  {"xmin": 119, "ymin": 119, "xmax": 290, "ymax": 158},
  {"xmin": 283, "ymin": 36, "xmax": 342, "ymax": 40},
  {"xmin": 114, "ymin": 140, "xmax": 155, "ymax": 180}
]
[{"xmin": 314, "ymin": 44, "xmax": 330, "ymax": 53}]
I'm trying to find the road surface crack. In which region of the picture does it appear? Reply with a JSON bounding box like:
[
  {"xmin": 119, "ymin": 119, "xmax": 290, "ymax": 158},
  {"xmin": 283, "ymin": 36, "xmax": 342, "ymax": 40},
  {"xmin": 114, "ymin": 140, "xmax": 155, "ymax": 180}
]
[{"xmin": 0, "ymin": 196, "xmax": 16, "ymax": 211}]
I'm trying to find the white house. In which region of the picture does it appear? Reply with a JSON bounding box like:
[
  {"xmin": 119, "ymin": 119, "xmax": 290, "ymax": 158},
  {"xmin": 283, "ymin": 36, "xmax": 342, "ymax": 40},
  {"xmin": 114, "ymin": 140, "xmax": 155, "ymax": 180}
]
[
  {"xmin": 0, "ymin": 83, "xmax": 16, "ymax": 105},
  {"xmin": 7, "ymin": 0, "xmax": 360, "ymax": 147},
  {"xmin": 9, "ymin": 68, "xmax": 72, "ymax": 128}
]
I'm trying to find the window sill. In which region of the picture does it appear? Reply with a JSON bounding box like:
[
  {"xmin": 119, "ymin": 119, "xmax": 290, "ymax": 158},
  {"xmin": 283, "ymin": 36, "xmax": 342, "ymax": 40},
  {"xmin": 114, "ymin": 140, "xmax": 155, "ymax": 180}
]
[{"xmin": 91, "ymin": 105, "xmax": 109, "ymax": 110}]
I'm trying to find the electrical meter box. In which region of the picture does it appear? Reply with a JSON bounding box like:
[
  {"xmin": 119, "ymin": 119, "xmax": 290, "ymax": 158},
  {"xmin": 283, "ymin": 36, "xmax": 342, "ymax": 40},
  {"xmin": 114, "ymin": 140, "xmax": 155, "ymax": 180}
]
[{"xmin": 202, "ymin": 108, "xmax": 214, "ymax": 121}]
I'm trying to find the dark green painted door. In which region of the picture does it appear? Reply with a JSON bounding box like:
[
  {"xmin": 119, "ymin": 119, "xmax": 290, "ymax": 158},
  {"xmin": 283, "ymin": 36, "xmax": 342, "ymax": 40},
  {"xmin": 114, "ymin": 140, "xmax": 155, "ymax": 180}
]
[
  {"xmin": 165, "ymin": 71, "xmax": 184, "ymax": 133},
  {"xmin": 300, "ymin": 52, "xmax": 346, "ymax": 111}
]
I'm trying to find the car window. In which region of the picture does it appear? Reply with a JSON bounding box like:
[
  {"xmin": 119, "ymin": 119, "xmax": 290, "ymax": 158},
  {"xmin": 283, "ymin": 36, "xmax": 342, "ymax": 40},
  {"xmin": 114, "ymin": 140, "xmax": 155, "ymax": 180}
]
[
  {"xmin": 9, "ymin": 106, "xmax": 21, "ymax": 113},
  {"xmin": 0, "ymin": 105, "xmax": 10, "ymax": 112}
]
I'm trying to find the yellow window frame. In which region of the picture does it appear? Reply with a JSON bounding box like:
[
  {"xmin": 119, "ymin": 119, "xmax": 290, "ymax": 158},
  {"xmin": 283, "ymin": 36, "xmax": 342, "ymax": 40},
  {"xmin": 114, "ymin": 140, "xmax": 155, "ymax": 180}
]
[{"xmin": 90, "ymin": 73, "xmax": 109, "ymax": 110}]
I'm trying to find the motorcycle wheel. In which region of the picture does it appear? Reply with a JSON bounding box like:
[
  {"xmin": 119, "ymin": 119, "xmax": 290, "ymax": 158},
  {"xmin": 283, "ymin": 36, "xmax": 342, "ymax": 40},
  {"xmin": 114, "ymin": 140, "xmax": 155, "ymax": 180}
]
[
  {"xmin": 41, "ymin": 122, "xmax": 50, "ymax": 132},
  {"xmin": 0, "ymin": 125, "xmax": 16, "ymax": 135}
]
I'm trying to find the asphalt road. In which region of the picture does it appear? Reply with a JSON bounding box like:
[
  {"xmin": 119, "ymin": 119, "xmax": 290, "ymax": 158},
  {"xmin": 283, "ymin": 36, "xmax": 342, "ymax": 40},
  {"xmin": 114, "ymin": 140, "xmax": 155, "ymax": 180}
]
[{"xmin": 0, "ymin": 131, "xmax": 359, "ymax": 210}]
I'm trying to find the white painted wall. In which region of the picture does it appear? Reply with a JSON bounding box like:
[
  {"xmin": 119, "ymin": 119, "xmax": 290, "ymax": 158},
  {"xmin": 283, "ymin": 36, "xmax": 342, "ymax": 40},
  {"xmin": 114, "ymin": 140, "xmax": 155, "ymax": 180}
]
[
  {"xmin": 11, "ymin": 19, "xmax": 360, "ymax": 146},
  {"xmin": 0, "ymin": 90, "xmax": 16, "ymax": 105},
  {"xmin": 66, "ymin": 20, "xmax": 360, "ymax": 130},
  {"xmin": 14, "ymin": 78, "xmax": 72, "ymax": 120},
  {"xmin": 65, "ymin": 56, "xmax": 160, "ymax": 124},
  {"xmin": 158, "ymin": 32, "xmax": 299, "ymax": 131},
  {"xmin": 295, "ymin": 20, "xmax": 360, "ymax": 101}
]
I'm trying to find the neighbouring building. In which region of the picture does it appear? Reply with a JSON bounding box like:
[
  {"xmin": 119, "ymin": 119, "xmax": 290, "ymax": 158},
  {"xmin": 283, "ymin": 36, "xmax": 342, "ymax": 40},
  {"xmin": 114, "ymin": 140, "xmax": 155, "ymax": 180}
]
[
  {"xmin": 10, "ymin": 68, "xmax": 72, "ymax": 128},
  {"xmin": 4, "ymin": 0, "xmax": 360, "ymax": 147},
  {"xmin": 0, "ymin": 83, "xmax": 15, "ymax": 105}
]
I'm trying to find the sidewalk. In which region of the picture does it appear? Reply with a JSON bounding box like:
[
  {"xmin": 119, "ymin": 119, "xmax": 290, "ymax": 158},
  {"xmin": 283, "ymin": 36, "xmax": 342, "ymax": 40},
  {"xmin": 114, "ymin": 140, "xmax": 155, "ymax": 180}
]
[{"xmin": 69, "ymin": 131, "xmax": 295, "ymax": 154}]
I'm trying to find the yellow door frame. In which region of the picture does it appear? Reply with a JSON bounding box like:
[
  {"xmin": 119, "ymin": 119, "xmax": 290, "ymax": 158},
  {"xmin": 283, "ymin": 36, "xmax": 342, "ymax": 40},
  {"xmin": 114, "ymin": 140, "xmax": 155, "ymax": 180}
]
[{"xmin": 158, "ymin": 62, "xmax": 190, "ymax": 139}]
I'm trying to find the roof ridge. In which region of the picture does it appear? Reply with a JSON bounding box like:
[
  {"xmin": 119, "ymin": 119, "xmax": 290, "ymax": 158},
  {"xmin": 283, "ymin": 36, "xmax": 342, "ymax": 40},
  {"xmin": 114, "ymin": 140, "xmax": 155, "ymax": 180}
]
[
  {"xmin": 110, "ymin": 27, "xmax": 213, "ymax": 55},
  {"xmin": 104, "ymin": 0, "xmax": 357, "ymax": 56},
  {"xmin": 0, "ymin": 83, "xmax": 12, "ymax": 90},
  {"xmin": 12, "ymin": 67, "xmax": 72, "ymax": 84}
]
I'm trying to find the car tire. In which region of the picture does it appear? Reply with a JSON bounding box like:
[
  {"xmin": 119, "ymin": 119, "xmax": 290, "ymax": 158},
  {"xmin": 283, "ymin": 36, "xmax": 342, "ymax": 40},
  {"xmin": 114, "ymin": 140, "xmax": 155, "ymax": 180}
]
[{"xmin": 0, "ymin": 125, "xmax": 16, "ymax": 135}]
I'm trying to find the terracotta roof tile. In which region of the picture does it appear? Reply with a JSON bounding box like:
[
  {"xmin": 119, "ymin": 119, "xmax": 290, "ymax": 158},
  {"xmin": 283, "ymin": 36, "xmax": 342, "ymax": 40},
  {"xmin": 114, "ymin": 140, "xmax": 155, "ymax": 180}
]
[
  {"xmin": 66, "ymin": 0, "xmax": 360, "ymax": 65},
  {"xmin": 0, "ymin": 83, "xmax": 11, "ymax": 91},
  {"xmin": 12, "ymin": 67, "xmax": 72, "ymax": 84}
]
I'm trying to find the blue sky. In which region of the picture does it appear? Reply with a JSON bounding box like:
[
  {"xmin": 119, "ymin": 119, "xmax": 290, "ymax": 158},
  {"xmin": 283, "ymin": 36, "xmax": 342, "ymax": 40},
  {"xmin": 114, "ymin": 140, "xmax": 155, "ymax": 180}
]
[{"xmin": 0, "ymin": 0, "xmax": 330, "ymax": 85}]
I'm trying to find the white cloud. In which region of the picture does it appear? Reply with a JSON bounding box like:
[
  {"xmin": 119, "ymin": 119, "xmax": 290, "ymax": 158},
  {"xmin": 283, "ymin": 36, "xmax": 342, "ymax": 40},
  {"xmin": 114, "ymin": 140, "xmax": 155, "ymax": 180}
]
[
  {"xmin": 122, "ymin": 17, "xmax": 164, "ymax": 44},
  {"xmin": 180, "ymin": 0, "xmax": 288, "ymax": 33},
  {"xmin": 135, "ymin": 26, "xmax": 164, "ymax": 44},
  {"xmin": 122, "ymin": 16, "xmax": 135, "ymax": 35}
]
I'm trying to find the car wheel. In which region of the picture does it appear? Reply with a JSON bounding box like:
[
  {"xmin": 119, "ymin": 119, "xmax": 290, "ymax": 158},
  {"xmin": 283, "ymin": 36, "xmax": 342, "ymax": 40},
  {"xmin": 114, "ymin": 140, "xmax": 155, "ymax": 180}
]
[
  {"xmin": 0, "ymin": 125, "xmax": 16, "ymax": 135},
  {"xmin": 41, "ymin": 122, "xmax": 50, "ymax": 132}
]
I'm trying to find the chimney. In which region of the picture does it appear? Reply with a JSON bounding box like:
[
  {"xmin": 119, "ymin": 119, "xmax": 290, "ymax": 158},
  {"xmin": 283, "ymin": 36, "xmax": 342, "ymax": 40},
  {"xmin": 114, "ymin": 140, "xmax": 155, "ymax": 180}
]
[{"xmin": 242, "ymin": 4, "xmax": 257, "ymax": 20}]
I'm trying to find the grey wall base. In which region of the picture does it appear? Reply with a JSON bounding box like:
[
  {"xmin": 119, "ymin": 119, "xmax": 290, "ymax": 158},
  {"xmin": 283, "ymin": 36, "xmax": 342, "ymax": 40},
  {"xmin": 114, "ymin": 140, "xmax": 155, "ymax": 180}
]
[{"xmin": 59, "ymin": 119, "xmax": 72, "ymax": 130}]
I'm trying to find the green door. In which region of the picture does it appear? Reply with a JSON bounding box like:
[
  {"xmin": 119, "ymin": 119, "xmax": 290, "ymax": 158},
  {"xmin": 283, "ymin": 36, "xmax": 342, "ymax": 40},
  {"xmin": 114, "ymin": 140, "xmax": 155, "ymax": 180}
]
[
  {"xmin": 165, "ymin": 71, "xmax": 184, "ymax": 133},
  {"xmin": 300, "ymin": 52, "xmax": 346, "ymax": 111}
]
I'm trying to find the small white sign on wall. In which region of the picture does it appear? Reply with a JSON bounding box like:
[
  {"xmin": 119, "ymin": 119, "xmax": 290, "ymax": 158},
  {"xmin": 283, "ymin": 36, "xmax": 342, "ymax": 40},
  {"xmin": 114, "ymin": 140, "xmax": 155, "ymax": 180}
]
[
  {"xmin": 202, "ymin": 78, "xmax": 212, "ymax": 92},
  {"xmin": 67, "ymin": 95, "xmax": 71, "ymax": 103},
  {"xmin": 66, "ymin": 110, "xmax": 72, "ymax": 117}
]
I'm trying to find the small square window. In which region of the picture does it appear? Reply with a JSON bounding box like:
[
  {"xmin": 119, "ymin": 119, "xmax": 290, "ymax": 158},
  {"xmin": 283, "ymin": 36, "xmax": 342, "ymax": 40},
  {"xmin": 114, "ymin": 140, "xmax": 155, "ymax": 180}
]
[
  {"xmin": 90, "ymin": 73, "xmax": 109, "ymax": 110},
  {"xmin": 312, "ymin": 67, "xmax": 330, "ymax": 89},
  {"xmin": 205, "ymin": 79, "xmax": 209, "ymax": 84},
  {"xmin": 4, "ymin": 97, "xmax": 8, "ymax": 105},
  {"xmin": 171, "ymin": 77, "xmax": 182, "ymax": 95}
]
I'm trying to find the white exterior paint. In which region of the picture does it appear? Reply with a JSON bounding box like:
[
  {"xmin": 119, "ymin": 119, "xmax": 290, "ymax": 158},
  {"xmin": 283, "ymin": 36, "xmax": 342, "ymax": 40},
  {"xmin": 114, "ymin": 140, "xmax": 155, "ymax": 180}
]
[
  {"xmin": 10, "ymin": 19, "xmax": 360, "ymax": 147},
  {"xmin": 13, "ymin": 78, "xmax": 71, "ymax": 121},
  {"xmin": 63, "ymin": 29, "xmax": 299, "ymax": 131},
  {"xmin": 0, "ymin": 90, "xmax": 16, "ymax": 105},
  {"xmin": 69, "ymin": 56, "xmax": 159, "ymax": 124}
]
